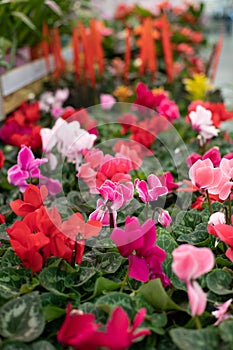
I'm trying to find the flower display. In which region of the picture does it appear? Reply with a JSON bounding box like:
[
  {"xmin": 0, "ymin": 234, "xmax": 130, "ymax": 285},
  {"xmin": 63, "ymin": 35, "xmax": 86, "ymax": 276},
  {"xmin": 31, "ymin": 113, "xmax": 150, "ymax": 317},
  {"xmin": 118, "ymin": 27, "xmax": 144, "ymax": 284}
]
[{"xmin": 1, "ymin": 2, "xmax": 233, "ymax": 349}]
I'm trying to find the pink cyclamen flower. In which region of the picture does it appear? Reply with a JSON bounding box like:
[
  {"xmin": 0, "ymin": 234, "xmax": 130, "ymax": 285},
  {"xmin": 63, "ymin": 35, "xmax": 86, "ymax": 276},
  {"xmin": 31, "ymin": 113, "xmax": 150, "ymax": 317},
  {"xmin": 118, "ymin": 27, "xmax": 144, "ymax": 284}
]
[
  {"xmin": 7, "ymin": 146, "xmax": 48, "ymax": 192},
  {"xmin": 97, "ymin": 179, "xmax": 134, "ymax": 211},
  {"xmin": 157, "ymin": 98, "xmax": 180, "ymax": 121},
  {"xmin": 189, "ymin": 105, "xmax": 219, "ymax": 143},
  {"xmin": 134, "ymin": 174, "xmax": 168, "ymax": 203},
  {"xmin": 7, "ymin": 146, "xmax": 61, "ymax": 195},
  {"xmin": 89, "ymin": 180, "xmax": 133, "ymax": 226},
  {"xmin": 189, "ymin": 158, "xmax": 222, "ymax": 190},
  {"xmin": 111, "ymin": 217, "xmax": 169, "ymax": 285},
  {"xmin": 212, "ymin": 298, "xmax": 232, "ymax": 325},
  {"xmin": 158, "ymin": 210, "xmax": 172, "ymax": 227},
  {"xmin": 89, "ymin": 199, "xmax": 117, "ymax": 226},
  {"xmin": 100, "ymin": 94, "xmax": 116, "ymax": 110},
  {"xmin": 159, "ymin": 171, "xmax": 181, "ymax": 192},
  {"xmin": 172, "ymin": 244, "xmax": 215, "ymax": 316}
]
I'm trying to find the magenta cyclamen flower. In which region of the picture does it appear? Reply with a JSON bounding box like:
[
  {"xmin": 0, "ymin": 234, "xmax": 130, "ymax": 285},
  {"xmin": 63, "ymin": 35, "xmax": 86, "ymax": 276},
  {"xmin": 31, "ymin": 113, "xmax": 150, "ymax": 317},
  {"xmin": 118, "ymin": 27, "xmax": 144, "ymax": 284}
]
[
  {"xmin": 134, "ymin": 174, "xmax": 168, "ymax": 203},
  {"xmin": 7, "ymin": 146, "xmax": 61, "ymax": 195},
  {"xmin": 111, "ymin": 217, "xmax": 169, "ymax": 286},
  {"xmin": 172, "ymin": 244, "xmax": 215, "ymax": 317},
  {"xmin": 7, "ymin": 146, "xmax": 48, "ymax": 192}
]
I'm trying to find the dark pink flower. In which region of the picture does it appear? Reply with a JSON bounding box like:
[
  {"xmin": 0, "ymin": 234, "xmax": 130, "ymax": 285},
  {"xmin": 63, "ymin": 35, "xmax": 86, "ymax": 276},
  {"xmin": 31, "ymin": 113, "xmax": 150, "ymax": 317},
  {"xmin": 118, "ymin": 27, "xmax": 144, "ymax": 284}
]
[
  {"xmin": 7, "ymin": 146, "xmax": 47, "ymax": 192},
  {"xmin": 157, "ymin": 98, "xmax": 180, "ymax": 121},
  {"xmin": 111, "ymin": 217, "xmax": 168, "ymax": 284},
  {"xmin": 186, "ymin": 147, "xmax": 221, "ymax": 168},
  {"xmin": 7, "ymin": 145, "xmax": 61, "ymax": 195},
  {"xmin": 159, "ymin": 171, "xmax": 181, "ymax": 192},
  {"xmin": 134, "ymin": 83, "xmax": 166, "ymax": 110}
]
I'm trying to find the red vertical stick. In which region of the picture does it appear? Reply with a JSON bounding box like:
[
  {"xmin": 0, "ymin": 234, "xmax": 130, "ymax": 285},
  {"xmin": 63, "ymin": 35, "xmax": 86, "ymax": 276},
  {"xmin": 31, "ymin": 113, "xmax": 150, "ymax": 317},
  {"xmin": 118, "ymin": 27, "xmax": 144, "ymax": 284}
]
[
  {"xmin": 124, "ymin": 26, "xmax": 131, "ymax": 82},
  {"xmin": 161, "ymin": 13, "xmax": 173, "ymax": 83},
  {"xmin": 72, "ymin": 27, "xmax": 80, "ymax": 82},
  {"xmin": 42, "ymin": 23, "xmax": 50, "ymax": 73}
]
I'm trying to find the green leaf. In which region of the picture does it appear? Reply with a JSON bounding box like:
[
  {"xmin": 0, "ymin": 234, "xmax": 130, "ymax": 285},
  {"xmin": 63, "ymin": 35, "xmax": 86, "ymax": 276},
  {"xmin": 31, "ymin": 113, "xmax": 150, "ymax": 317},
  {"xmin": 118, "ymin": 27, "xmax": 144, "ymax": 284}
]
[
  {"xmin": 0, "ymin": 267, "xmax": 29, "ymax": 299},
  {"xmin": 96, "ymin": 292, "xmax": 135, "ymax": 318},
  {"xmin": 11, "ymin": 11, "xmax": 36, "ymax": 31},
  {"xmin": 170, "ymin": 327, "xmax": 219, "ymax": 350},
  {"xmin": 156, "ymin": 234, "xmax": 178, "ymax": 254},
  {"xmin": 147, "ymin": 313, "xmax": 168, "ymax": 335},
  {"xmin": 69, "ymin": 267, "xmax": 97, "ymax": 287},
  {"xmin": 19, "ymin": 278, "xmax": 39, "ymax": 294},
  {"xmin": 31, "ymin": 341, "xmax": 55, "ymax": 350},
  {"xmin": 90, "ymin": 277, "xmax": 120, "ymax": 299},
  {"xmin": 182, "ymin": 210, "xmax": 203, "ymax": 229},
  {"xmin": 219, "ymin": 320, "xmax": 233, "ymax": 344},
  {"xmin": 206, "ymin": 269, "xmax": 233, "ymax": 295},
  {"xmin": 138, "ymin": 279, "xmax": 183, "ymax": 311},
  {"xmin": 177, "ymin": 230, "xmax": 209, "ymax": 246},
  {"xmin": 0, "ymin": 292, "xmax": 45, "ymax": 342},
  {"xmin": 39, "ymin": 267, "xmax": 77, "ymax": 297},
  {"xmin": 1, "ymin": 249, "xmax": 21, "ymax": 267},
  {"xmin": 43, "ymin": 305, "xmax": 66, "ymax": 322},
  {"xmin": 99, "ymin": 252, "xmax": 123, "ymax": 274},
  {"xmin": 1, "ymin": 342, "xmax": 29, "ymax": 350},
  {"xmin": 0, "ymin": 283, "xmax": 19, "ymax": 299}
]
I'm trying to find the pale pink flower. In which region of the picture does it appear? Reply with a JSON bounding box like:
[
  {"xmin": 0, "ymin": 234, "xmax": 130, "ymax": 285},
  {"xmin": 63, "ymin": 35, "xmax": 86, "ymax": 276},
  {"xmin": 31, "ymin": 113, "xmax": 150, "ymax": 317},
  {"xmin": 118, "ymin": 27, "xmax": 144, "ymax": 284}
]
[
  {"xmin": 100, "ymin": 94, "xmax": 116, "ymax": 110},
  {"xmin": 208, "ymin": 212, "xmax": 226, "ymax": 225},
  {"xmin": 77, "ymin": 163, "xmax": 98, "ymax": 194},
  {"xmin": 207, "ymin": 171, "xmax": 232, "ymax": 201},
  {"xmin": 172, "ymin": 244, "xmax": 215, "ymax": 317},
  {"xmin": 189, "ymin": 105, "xmax": 219, "ymax": 142},
  {"xmin": 189, "ymin": 158, "xmax": 222, "ymax": 190},
  {"xmin": 134, "ymin": 174, "xmax": 168, "ymax": 203},
  {"xmin": 187, "ymin": 281, "xmax": 207, "ymax": 317},
  {"xmin": 212, "ymin": 298, "xmax": 232, "ymax": 325}
]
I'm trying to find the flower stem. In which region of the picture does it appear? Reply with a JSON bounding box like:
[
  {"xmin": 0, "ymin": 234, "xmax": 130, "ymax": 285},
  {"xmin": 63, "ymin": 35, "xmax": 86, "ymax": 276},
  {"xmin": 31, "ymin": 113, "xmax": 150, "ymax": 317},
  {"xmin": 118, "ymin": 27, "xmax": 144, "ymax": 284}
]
[
  {"xmin": 145, "ymin": 202, "xmax": 149, "ymax": 220},
  {"xmin": 206, "ymin": 190, "xmax": 212, "ymax": 214},
  {"xmin": 194, "ymin": 315, "xmax": 202, "ymax": 329},
  {"xmin": 120, "ymin": 268, "xmax": 129, "ymax": 293},
  {"xmin": 108, "ymin": 206, "xmax": 115, "ymax": 233},
  {"xmin": 228, "ymin": 195, "xmax": 232, "ymax": 225},
  {"xmin": 71, "ymin": 241, "xmax": 78, "ymax": 268}
]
